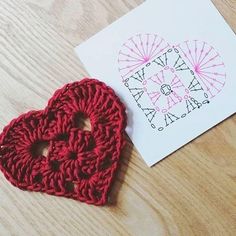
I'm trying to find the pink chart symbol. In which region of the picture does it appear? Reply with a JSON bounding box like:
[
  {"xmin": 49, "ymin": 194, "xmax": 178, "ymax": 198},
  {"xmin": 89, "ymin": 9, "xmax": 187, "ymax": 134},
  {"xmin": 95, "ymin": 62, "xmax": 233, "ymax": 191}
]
[
  {"xmin": 176, "ymin": 40, "xmax": 226, "ymax": 98},
  {"xmin": 118, "ymin": 34, "xmax": 170, "ymax": 78},
  {"xmin": 143, "ymin": 68, "xmax": 190, "ymax": 114}
]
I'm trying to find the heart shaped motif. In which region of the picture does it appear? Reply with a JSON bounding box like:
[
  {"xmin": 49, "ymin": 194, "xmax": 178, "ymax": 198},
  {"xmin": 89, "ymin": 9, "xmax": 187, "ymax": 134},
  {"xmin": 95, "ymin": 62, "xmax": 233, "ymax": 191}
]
[
  {"xmin": 0, "ymin": 79, "xmax": 127, "ymax": 205},
  {"xmin": 118, "ymin": 34, "xmax": 226, "ymax": 129}
]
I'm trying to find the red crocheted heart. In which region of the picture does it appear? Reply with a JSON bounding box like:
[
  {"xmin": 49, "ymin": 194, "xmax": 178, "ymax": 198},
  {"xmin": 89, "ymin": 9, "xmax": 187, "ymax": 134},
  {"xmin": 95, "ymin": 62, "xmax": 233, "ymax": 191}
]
[{"xmin": 0, "ymin": 79, "xmax": 127, "ymax": 205}]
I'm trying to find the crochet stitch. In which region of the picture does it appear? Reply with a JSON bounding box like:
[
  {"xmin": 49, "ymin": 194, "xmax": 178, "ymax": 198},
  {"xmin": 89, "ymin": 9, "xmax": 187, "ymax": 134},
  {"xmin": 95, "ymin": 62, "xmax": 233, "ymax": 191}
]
[{"xmin": 0, "ymin": 78, "xmax": 127, "ymax": 205}]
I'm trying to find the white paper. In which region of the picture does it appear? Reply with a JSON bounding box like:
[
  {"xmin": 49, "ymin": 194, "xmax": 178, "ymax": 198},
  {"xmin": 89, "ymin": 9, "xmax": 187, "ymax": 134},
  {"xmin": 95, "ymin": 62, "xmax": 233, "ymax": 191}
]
[{"xmin": 75, "ymin": 0, "xmax": 236, "ymax": 166}]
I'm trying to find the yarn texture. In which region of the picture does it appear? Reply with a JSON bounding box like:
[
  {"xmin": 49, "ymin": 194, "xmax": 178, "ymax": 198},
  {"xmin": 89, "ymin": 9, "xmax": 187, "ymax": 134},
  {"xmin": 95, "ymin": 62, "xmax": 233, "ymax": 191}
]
[{"xmin": 0, "ymin": 78, "xmax": 127, "ymax": 205}]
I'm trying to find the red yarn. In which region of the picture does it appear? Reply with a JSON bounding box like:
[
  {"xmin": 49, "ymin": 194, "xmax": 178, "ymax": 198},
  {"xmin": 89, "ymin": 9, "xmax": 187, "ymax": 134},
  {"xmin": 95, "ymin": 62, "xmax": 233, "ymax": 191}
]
[{"xmin": 0, "ymin": 78, "xmax": 127, "ymax": 205}]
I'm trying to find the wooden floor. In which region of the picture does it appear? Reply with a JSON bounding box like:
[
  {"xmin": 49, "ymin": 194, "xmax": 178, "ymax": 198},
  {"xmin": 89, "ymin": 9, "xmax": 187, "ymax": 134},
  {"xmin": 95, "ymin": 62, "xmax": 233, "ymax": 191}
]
[{"xmin": 0, "ymin": 0, "xmax": 236, "ymax": 235}]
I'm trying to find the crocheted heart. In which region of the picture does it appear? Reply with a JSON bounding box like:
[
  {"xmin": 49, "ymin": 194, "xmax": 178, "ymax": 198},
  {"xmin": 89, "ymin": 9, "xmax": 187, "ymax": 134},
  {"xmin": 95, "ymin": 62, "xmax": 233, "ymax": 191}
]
[{"xmin": 0, "ymin": 79, "xmax": 127, "ymax": 205}]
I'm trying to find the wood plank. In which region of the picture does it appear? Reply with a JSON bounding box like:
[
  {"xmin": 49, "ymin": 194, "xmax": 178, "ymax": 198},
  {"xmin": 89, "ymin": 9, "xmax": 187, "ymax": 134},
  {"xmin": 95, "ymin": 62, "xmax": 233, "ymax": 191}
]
[{"xmin": 0, "ymin": 0, "xmax": 235, "ymax": 235}]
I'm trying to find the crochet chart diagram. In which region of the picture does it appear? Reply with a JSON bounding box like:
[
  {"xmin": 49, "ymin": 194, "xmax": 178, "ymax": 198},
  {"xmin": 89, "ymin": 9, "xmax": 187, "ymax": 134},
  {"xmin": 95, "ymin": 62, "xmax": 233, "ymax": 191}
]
[{"xmin": 118, "ymin": 34, "xmax": 226, "ymax": 130}]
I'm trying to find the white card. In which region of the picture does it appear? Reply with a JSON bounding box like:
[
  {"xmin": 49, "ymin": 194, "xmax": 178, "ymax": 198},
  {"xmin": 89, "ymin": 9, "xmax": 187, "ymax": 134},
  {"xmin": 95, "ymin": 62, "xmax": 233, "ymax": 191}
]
[{"xmin": 75, "ymin": 0, "xmax": 236, "ymax": 166}]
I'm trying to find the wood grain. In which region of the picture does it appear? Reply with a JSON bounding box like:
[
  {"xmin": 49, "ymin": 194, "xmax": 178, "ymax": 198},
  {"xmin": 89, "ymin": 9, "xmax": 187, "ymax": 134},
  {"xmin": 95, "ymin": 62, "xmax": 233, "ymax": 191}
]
[{"xmin": 0, "ymin": 0, "xmax": 236, "ymax": 235}]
